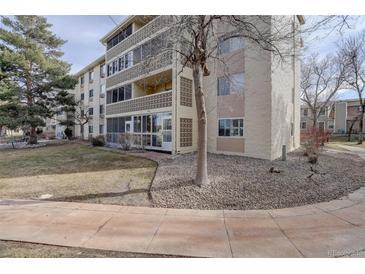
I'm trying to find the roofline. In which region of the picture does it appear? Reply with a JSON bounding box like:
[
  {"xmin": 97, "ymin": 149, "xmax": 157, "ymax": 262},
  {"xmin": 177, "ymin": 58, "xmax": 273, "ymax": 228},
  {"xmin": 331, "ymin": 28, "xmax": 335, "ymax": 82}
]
[
  {"xmin": 100, "ymin": 15, "xmax": 135, "ymax": 45},
  {"xmin": 73, "ymin": 55, "xmax": 105, "ymax": 77},
  {"xmin": 296, "ymin": 15, "xmax": 305, "ymax": 25}
]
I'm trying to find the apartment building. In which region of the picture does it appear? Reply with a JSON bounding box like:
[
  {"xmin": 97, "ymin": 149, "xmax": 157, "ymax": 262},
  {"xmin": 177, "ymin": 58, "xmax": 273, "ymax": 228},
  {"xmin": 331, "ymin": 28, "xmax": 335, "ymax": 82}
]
[
  {"xmin": 73, "ymin": 56, "xmax": 106, "ymax": 139},
  {"xmin": 95, "ymin": 15, "xmax": 302, "ymax": 160},
  {"xmin": 300, "ymin": 99, "xmax": 365, "ymax": 134},
  {"xmin": 300, "ymin": 104, "xmax": 335, "ymax": 132}
]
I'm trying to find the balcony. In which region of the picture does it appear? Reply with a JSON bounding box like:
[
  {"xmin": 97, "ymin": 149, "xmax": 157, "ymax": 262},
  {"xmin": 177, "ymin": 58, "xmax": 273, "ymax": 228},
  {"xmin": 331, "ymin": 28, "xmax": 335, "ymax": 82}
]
[
  {"xmin": 106, "ymin": 90, "xmax": 172, "ymax": 116},
  {"xmin": 106, "ymin": 16, "xmax": 173, "ymax": 61},
  {"xmin": 106, "ymin": 51, "xmax": 173, "ymax": 88}
]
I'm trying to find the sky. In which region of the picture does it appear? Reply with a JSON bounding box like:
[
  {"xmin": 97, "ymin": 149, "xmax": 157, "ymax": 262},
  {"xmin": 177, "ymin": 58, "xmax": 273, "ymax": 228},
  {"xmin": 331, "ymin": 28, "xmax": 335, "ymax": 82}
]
[
  {"xmin": 37, "ymin": 16, "xmax": 365, "ymax": 100},
  {"xmin": 46, "ymin": 15, "xmax": 126, "ymax": 74}
]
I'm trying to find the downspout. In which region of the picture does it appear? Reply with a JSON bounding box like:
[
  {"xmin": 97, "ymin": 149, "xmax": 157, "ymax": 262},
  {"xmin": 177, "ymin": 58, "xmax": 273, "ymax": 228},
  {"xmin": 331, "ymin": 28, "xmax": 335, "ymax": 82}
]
[{"xmin": 173, "ymin": 43, "xmax": 178, "ymax": 154}]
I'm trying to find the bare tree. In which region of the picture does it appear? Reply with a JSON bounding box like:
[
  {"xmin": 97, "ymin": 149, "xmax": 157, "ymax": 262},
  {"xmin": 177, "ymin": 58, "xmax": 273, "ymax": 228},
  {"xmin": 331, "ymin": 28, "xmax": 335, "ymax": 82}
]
[
  {"xmin": 61, "ymin": 100, "xmax": 91, "ymax": 140},
  {"xmin": 169, "ymin": 15, "xmax": 337, "ymax": 186},
  {"xmin": 300, "ymin": 53, "xmax": 346, "ymax": 127},
  {"xmin": 338, "ymin": 31, "xmax": 365, "ymax": 144},
  {"xmin": 156, "ymin": 15, "xmax": 356, "ymax": 186}
]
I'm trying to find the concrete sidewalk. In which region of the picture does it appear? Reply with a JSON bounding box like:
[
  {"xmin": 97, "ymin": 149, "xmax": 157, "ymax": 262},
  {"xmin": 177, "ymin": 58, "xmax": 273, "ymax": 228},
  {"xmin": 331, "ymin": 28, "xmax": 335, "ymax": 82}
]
[
  {"xmin": 337, "ymin": 145, "xmax": 365, "ymax": 160},
  {"xmin": 1, "ymin": 188, "xmax": 365, "ymax": 258}
]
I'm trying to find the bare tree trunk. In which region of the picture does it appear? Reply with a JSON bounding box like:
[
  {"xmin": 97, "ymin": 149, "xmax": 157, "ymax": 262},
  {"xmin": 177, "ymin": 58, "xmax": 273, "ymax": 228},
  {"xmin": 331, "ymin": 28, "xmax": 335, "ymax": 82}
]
[
  {"xmin": 192, "ymin": 64, "xmax": 209, "ymax": 186},
  {"xmin": 359, "ymin": 108, "xmax": 364, "ymax": 144},
  {"xmin": 29, "ymin": 127, "xmax": 37, "ymax": 144},
  {"xmin": 348, "ymin": 119, "xmax": 357, "ymax": 142}
]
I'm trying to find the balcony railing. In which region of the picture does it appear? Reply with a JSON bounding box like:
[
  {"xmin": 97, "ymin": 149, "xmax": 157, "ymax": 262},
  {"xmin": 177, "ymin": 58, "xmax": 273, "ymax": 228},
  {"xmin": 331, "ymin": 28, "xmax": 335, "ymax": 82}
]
[
  {"xmin": 106, "ymin": 90, "xmax": 172, "ymax": 116},
  {"xmin": 106, "ymin": 16, "xmax": 173, "ymax": 60},
  {"xmin": 106, "ymin": 50, "xmax": 173, "ymax": 88}
]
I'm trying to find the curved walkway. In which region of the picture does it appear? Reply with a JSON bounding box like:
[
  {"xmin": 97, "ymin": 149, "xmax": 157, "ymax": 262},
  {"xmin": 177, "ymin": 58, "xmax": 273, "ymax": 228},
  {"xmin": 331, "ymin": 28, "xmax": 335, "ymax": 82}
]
[{"xmin": 1, "ymin": 186, "xmax": 365, "ymax": 258}]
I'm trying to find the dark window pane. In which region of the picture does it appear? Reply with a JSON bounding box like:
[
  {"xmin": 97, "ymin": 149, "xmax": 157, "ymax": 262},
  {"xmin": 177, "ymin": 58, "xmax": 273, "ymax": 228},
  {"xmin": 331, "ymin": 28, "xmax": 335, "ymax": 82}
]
[
  {"xmin": 124, "ymin": 84, "xmax": 132, "ymax": 100},
  {"xmin": 118, "ymin": 87, "xmax": 124, "ymax": 101},
  {"xmin": 118, "ymin": 56, "xmax": 124, "ymax": 71},
  {"xmin": 133, "ymin": 47, "xmax": 141, "ymax": 64},
  {"xmin": 112, "ymin": 89, "xmax": 118, "ymax": 103},
  {"xmin": 106, "ymin": 90, "xmax": 112, "ymax": 104}
]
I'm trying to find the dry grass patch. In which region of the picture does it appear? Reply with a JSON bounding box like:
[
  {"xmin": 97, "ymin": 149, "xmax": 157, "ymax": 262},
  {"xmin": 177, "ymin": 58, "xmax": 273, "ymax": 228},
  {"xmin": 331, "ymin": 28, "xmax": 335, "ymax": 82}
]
[{"xmin": 0, "ymin": 143, "xmax": 157, "ymax": 205}]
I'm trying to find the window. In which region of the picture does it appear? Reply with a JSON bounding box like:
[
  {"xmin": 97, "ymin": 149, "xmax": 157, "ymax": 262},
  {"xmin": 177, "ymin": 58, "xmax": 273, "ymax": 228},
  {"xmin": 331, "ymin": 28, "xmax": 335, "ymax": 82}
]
[
  {"xmin": 217, "ymin": 73, "xmax": 244, "ymax": 96},
  {"xmin": 80, "ymin": 76, "xmax": 84, "ymax": 85},
  {"xmin": 124, "ymin": 84, "xmax": 132, "ymax": 100},
  {"xmin": 358, "ymin": 106, "xmax": 364, "ymax": 112},
  {"xmin": 89, "ymin": 89, "xmax": 93, "ymax": 98},
  {"xmin": 118, "ymin": 87, "xmax": 124, "ymax": 101},
  {"xmin": 118, "ymin": 56, "xmax": 124, "ymax": 71},
  {"xmin": 106, "ymin": 24, "xmax": 133, "ymax": 50},
  {"xmin": 88, "ymin": 70, "xmax": 94, "ymax": 82},
  {"xmin": 89, "ymin": 107, "xmax": 93, "ymax": 116},
  {"xmin": 80, "ymin": 93, "xmax": 84, "ymax": 100},
  {"xmin": 81, "ymin": 109, "xmax": 84, "ymax": 117},
  {"xmin": 100, "ymin": 64, "xmax": 106, "ymax": 78},
  {"xmin": 303, "ymin": 108, "xmax": 308, "ymax": 116},
  {"xmin": 89, "ymin": 126, "xmax": 93, "ymax": 134},
  {"xmin": 112, "ymin": 89, "xmax": 118, "ymax": 103},
  {"xmin": 106, "ymin": 90, "xmax": 112, "ymax": 104},
  {"xmin": 107, "ymin": 64, "xmax": 112, "ymax": 77},
  {"xmin": 133, "ymin": 116, "xmax": 142, "ymax": 133},
  {"xmin": 133, "ymin": 46, "xmax": 142, "ymax": 65},
  {"xmin": 218, "ymin": 118, "xmax": 244, "ymax": 137},
  {"xmin": 219, "ymin": 36, "xmax": 244, "ymax": 54},
  {"xmin": 301, "ymin": 122, "xmax": 306, "ymax": 129},
  {"xmin": 319, "ymin": 108, "xmax": 325, "ymax": 116},
  {"xmin": 112, "ymin": 60, "xmax": 118, "ymax": 74},
  {"xmin": 99, "ymin": 125, "xmax": 104, "ymax": 134},
  {"xmin": 99, "ymin": 105, "xmax": 104, "ymax": 114},
  {"xmin": 100, "ymin": 84, "xmax": 105, "ymax": 95}
]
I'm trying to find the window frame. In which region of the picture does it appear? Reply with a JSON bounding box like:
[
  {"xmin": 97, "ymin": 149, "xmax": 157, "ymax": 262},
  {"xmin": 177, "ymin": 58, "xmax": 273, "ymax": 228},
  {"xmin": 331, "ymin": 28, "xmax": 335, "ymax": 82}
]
[{"xmin": 217, "ymin": 118, "xmax": 244, "ymax": 137}]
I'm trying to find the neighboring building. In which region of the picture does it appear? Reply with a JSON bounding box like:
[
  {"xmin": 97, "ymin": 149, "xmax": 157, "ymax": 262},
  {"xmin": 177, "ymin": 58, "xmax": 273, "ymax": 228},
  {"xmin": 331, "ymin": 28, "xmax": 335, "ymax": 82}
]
[
  {"xmin": 98, "ymin": 15, "xmax": 302, "ymax": 160},
  {"xmin": 300, "ymin": 104, "xmax": 335, "ymax": 132},
  {"xmin": 334, "ymin": 99, "xmax": 365, "ymax": 134},
  {"xmin": 300, "ymin": 99, "xmax": 365, "ymax": 134},
  {"xmin": 73, "ymin": 56, "xmax": 106, "ymax": 139}
]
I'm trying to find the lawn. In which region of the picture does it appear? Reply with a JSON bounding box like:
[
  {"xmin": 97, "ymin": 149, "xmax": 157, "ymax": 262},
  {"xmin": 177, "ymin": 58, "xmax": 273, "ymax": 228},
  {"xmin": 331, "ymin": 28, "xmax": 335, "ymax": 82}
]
[
  {"xmin": 0, "ymin": 143, "xmax": 157, "ymax": 206},
  {"xmin": 327, "ymin": 135, "xmax": 365, "ymax": 150}
]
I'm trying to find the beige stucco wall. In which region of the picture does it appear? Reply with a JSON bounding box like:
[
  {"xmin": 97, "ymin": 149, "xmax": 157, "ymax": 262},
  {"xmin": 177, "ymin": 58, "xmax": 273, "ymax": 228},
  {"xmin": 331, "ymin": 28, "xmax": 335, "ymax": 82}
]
[
  {"xmin": 334, "ymin": 102, "xmax": 347, "ymax": 133},
  {"xmin": 73, "ymin": 60, "xmax": 106, "ymax": 139}
]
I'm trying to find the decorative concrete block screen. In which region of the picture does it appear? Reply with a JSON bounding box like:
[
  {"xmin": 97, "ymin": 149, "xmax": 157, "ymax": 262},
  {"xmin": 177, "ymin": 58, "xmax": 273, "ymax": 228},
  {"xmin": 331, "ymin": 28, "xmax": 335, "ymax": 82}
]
[
  {"xmin": 180, "ymin": 118, "xmax": 193, "ymax": 147},
  {"xmin": 106, "ymin": 51, "xmax": 173, "ymax": 88},
  {"xmin": 106, "ymin": 90, "xmax": 172, "ymax": 115},
  {"xmin": 106, "ymin": 16, "xmax": 173, "ymax": 60},
  {"xmin": 180, "ymin": 77, "xmax": 192, "ymax": 107}
]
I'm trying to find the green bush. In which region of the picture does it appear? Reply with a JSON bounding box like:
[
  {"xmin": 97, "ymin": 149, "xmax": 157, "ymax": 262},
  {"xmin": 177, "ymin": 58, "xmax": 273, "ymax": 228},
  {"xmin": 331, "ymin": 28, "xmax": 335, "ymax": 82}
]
[{"xmin": 91, "ymin": 135, "xmax": 105, "ymax": 147}]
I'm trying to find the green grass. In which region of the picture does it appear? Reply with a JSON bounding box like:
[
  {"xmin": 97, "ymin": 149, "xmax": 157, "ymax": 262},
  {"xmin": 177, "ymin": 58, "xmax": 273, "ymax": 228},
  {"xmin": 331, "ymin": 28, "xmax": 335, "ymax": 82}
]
[{"xmin": 0, "ymin": 143, "xmax": 157, "ymax": 205}]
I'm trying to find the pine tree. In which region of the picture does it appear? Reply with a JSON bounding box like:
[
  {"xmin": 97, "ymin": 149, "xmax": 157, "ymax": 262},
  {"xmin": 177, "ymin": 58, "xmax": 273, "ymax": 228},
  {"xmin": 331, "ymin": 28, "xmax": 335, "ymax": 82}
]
[{"xmin": 0, "ymin": 16, "xmax": 76, "ymax": 144}]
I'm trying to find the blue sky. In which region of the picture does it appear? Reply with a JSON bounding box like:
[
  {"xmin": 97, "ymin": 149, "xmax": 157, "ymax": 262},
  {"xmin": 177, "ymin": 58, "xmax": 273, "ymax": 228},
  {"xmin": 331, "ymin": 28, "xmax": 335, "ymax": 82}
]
[
  {"xmin": 46, "ymin": 15, "xmax": 126, "ymax": 74},
  {"xmin": 44, "ymin": 15, "xmax": 364, "ymax": 100}
]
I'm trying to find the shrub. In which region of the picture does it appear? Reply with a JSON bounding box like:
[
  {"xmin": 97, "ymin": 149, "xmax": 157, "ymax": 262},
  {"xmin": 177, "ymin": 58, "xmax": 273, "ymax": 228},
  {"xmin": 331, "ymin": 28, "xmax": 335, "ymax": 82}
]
[
  {"xmin": 36, "ymin": 128, "xmax": 43, "ymax": 135},
  {"xmin": 301, "ymin": 126, "xmax": 330, "ymax": 163},
  {"xmin": 64, "ymin": 128, "xmax": 72, "ymax": 139},
  {"xmin": 91, "ymin": 135, "xmax": 105, "ymax": 146},
  {"xmin": 119, "ymin": 132, "xmax": 134, "ymax": 151}
]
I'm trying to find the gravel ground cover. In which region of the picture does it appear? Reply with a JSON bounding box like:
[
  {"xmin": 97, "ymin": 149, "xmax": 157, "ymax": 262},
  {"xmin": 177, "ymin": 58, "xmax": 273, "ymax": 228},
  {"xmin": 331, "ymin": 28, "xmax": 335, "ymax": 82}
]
[{"xmin": 150, "ymin": 150, "xmax": 365, "ymax": 210}]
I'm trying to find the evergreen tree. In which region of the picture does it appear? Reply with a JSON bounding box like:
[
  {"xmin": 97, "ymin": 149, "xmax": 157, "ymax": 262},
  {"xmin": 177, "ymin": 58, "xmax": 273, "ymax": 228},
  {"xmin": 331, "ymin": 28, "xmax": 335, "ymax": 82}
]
[{"xmin": 0, "ymin": 16, "xmax": 76, "ymax": 144}]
